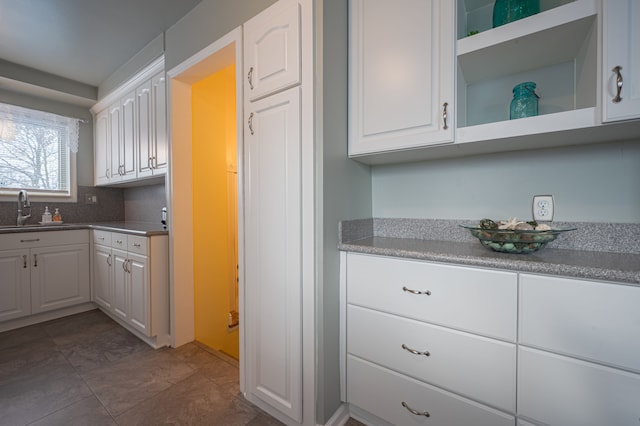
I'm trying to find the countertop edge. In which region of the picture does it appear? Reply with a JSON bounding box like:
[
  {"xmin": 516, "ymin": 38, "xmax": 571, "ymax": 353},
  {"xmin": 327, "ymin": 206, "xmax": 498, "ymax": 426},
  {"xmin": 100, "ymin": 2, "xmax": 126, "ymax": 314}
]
[
  {"xmin": 339, "ymin": 240, "xmax": 640, "ymax": 286},
  {"xmin": 0, "ymin": 223, "xmax": 168, "ymax": 237}
]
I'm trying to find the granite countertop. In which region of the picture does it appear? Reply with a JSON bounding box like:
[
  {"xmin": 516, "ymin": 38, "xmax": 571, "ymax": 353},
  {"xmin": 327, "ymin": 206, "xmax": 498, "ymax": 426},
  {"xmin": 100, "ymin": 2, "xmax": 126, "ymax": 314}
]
[
  {"xmin": 339, "ymin": 218, "xmax": 640, "ymax": 285},
  {"xmin": 0, "ymin": 221, "xmax": 168, "ymax": 236}
]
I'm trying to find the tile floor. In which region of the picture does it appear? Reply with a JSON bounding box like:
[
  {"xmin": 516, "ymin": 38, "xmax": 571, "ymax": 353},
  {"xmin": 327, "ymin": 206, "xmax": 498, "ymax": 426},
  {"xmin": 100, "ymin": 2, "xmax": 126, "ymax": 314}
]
[
  {"xmin": 0, "ymin": 309, "xmax": 282, "ymax": 425},
  {"xmin": 0, "ymin": 309, "xmax": 365, "ymax": 426}
]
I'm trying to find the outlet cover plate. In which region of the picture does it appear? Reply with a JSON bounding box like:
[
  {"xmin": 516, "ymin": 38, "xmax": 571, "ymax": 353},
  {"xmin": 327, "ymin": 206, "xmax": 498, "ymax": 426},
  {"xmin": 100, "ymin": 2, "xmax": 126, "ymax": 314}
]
[{"xmin": 533, "ymin": 195, "xmax": 554, "ymax": 221}]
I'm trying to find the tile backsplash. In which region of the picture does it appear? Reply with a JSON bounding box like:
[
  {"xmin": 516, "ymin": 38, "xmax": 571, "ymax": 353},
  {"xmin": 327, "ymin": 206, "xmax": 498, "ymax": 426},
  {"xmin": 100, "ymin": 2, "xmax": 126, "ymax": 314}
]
[{"xmin": 0, "ymin": 184, "xmax": 167, "ymax": 226}]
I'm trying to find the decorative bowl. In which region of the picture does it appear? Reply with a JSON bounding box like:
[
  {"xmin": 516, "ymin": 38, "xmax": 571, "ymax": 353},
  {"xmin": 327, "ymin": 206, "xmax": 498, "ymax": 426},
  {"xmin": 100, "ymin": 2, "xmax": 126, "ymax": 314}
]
[{"xmin": 460, "ymin": 224, "xmax": 576, "ymax": 254}]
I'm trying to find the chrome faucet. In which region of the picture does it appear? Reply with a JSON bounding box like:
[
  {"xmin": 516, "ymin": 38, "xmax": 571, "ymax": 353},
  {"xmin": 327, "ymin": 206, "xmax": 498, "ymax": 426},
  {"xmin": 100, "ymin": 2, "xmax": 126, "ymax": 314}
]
[{"xmin": 17, "ymin": 190, "xmax": 31, "ymax": 226}]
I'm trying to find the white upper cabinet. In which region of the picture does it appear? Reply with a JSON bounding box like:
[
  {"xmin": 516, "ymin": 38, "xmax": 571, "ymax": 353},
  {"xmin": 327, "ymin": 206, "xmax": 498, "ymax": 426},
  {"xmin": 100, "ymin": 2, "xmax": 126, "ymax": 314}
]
[
  {"xmin": 244, "ymin": 0, "xmax": 300, "ymax": 101},
  {"xmin": 602, "ymin": 0, "xmax": 640, "ymax": 122},
  {"xmin": 348, "ymin": 0, "xmax": 455, "ymax": 158},
  {"xmin": 92, "ymin": 57, "xmax": 166, "ymax": 186},
  {"xmin": 457, "ymin": 1, "xmax": 599, "ymax": 139},
  {"xmin": 94, "ymin": 109, "xmax": 110, "ymax": 185},
  {"xmin": 349, "ymin": 0, "xmax": 640, "ymax": 164}
]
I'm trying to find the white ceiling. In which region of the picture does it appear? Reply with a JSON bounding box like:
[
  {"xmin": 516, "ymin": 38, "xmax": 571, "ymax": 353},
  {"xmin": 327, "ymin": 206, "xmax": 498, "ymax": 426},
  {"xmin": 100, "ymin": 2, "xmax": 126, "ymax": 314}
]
[{"xmin": 0, "ymin": 0, "xmax": 203, "ymax": 87}]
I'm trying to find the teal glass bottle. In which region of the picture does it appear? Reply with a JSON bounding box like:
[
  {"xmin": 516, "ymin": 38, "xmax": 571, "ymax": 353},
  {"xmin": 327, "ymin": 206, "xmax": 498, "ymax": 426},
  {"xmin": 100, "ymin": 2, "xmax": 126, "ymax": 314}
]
[
  {"xmin": 493, "ymin": 0, "xmax": 540, "ymax": 28},
  {"xmin": 510, "ymin": 82, "xmax": 539, "ymax": 120}
]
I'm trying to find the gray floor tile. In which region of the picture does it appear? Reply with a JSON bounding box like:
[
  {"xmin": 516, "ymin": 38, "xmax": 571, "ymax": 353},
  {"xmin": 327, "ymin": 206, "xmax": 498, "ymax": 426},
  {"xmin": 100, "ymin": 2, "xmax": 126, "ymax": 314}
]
[
  {"xmin": 115, "ymin": 373, "xmax": 261, "ymax": 426},
  {"xmin": 0, "ymin": 365, "xmax": 92, "ymax": 426},
  {"xmin": 81, "ymin": 347, "xmax": 196, "ymax": 416},
  {"xmin": 58, "ymin": 325, "xmax": 152, "ymax": 374},
  {"xmin": 0, "ymin": 324, "xmax": 49, "ymax": 351},
  {"xmin": 42, "ymin": 310, "xmax": 120, "ymax": 346},
  {"xmin": 29, "ymin": 395, "xmax": 117, "ymax": 426}
]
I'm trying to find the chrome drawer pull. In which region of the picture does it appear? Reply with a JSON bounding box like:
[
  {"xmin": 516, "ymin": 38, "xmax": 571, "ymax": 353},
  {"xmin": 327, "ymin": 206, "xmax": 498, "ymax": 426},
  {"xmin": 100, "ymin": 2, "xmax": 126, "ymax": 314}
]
[
  {"xmin": 401, "ymin": 401, "xmax": 430, "ymax": 417},
  {"xmin": 402, "ymin": 286, "xmax": 431, "ymax": 296},
  {"xmin": 133, "ymin": 243, "xmax": 141, "ymax": 248},
  {"xmin": 20, "ymin": 238, "xmax": 40, "ymax": 243},
  {"xmin": 402, "ymin": 343, "xmax": 430, "ymax": 357}
]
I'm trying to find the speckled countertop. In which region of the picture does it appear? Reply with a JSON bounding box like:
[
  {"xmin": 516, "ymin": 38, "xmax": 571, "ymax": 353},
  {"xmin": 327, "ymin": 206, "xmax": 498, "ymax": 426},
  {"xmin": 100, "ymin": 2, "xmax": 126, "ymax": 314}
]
[
  {"xmin": 339, "ymin": 218, "xmax": 640, "ymax": 285},
  {"xmin": 0, "ymin": 221, "xmax": 168, "ymax": 236}
]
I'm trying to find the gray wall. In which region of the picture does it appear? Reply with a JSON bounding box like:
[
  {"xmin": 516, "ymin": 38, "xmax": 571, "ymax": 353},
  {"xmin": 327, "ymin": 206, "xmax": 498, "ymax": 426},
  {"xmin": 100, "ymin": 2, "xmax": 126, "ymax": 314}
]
[
  {"xmin": 371, "ymin": 140, "xmax": 640, "ymax": 223},
  {"xmin": 164, "ymin": 0, "xmax": 277, "ymax": 73},
  {"xmin": 320, "ymin": 0, "xmax": 372, "ymax": 422}
]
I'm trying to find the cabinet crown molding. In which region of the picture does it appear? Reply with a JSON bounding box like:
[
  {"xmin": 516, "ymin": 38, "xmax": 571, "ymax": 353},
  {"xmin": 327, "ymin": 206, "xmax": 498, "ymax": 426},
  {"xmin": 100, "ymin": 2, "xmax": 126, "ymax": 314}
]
[{"xmin": 91, "ymin": 56, "xmax": 165, "ymax": 114}]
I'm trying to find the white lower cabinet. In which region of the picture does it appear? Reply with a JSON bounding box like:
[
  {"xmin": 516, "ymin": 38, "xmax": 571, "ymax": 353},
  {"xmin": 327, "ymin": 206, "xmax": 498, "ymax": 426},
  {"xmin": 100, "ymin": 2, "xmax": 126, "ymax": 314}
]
[
  {"xmin": 91, "ymin": 230, "xmax": 168, "ymax": 347},
  {"xmin": 342, "ymin": 252, "xmax": 640, "ymax": 425},
  {"xmin": 343, "ymin": 253, "xmax": 517, "ymax": 425},
  {"xmin": 0, "ymin": 231, "xmax": 90, "ymax": 323},
  {"xmin": 347, "ymin": 356, "xmax": 515, "ymax": 426},
  {"xmin": 518, "ymin": 347, "xmax": 640, "ymax": 426}
]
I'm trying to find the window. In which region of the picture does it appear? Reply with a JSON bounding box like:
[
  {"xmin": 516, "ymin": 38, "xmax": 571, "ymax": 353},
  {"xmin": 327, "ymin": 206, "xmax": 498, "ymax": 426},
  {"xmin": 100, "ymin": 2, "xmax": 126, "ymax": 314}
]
[{"xmin": 0, "ymin": 103, "xmax": 79, "ymax": 201}]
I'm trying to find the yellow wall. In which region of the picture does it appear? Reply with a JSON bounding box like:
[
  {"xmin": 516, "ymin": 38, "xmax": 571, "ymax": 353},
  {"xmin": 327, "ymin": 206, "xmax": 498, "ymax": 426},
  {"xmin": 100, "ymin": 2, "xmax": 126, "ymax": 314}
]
[{"xmin": 191, "ymin": 64, "xmax": 239, "ymax": 359}]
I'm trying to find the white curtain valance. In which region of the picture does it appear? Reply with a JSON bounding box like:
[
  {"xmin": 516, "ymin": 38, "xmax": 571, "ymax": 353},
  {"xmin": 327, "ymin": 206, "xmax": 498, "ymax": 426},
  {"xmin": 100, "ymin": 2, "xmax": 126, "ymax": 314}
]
[{"xmin": 0, "ymin": 102, "xmax": 80, "ymax": 153}]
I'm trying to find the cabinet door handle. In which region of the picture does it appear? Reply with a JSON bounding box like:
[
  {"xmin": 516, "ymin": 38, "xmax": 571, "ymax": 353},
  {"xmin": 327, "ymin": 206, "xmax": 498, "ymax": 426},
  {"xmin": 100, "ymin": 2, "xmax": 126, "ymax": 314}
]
[
  {"xmin": 106, "ymin": 168, "xmax": 110, "ymax": 178},
  {"xmin": 401, "ymin": 401, "xmax": 430, "ymax": 418},
  {"xmin": 107, "ymin": 254, "xmax": 112, "ymax": 266},
  {"xmin": 612, "ymin": 65, "xmax": 623, "ymax": 103},
  {"xmin": 401, "ymin": 343, "xmax": 430, "ymax": 357},
  {"xmin": 442, "ymin": 102, "xmax": 449, "ymax": 130},
  {"xmin": 33, "ymin": 254, "xmax": 38, "ymax": 267},
  {"xmin": 23, "ymin": 255, "xmax": 27, "ymax": 268},
  {"xmin": 247, "ymin": 66, "xmax": 254, "ymax": 90},
  {"xmin": 402, "ymin": 286, "xmax": 431, "ymax": 296},
  {"xmin": 248, "ymin": 112, "xmax": 254, "ymax": 135},
  {"xmin": 122, "ymin": 259, "xmax": 128, "ymax": 272}
]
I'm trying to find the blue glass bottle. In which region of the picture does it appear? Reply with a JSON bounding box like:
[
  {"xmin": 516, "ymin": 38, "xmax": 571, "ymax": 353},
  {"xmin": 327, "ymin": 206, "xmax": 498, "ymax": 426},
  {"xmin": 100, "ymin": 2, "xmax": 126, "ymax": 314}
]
[
  {"xmin": 510, "ymin": 82, "xmax": 539, "ymax": 120},
  {"xmin": 493, "ymin": 0, "xmax": 540, "ymax": 28}
]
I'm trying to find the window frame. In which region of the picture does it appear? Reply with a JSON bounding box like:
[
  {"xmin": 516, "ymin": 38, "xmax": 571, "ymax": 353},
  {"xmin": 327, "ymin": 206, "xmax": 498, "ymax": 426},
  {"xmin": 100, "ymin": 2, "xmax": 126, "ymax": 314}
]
[{"xmin": 0, "ymin": 126, "xmax": 78, "ymax": 203}]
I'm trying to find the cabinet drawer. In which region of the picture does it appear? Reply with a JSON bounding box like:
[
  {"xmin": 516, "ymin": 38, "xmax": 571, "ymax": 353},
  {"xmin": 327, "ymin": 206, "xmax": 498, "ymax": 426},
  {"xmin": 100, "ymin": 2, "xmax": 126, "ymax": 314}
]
[
  {"xmin": 518, "ymin": 347, "xmax": 640, "ymax": 426},
  {"xmin": 347, "ymin": 305, "xmax": 516, "ymax": 412},
  {"xmin": 92, "ymin": 230, "xmax": 111, "ymax": 246},
  {"xmin": 519, "ymin": 274, "xmax": 640, "ymax": 372},
  {"xmin": 0, "ymin": 230, "xmax": 89, "ymax": 249},
  {"xmin": 127, "ymin": 235, "xmax": 147, "ymax": 255},
  {"xmin": 111, "ymin": 233, "xmax": 127, "ymax": 250},
  {"xmin": 346, "ymin": 253, "xmax": 517, "ymax": 340},
  {"xmin": 347, "ymin": 355, "xmax": 515, "ymax": 426}
]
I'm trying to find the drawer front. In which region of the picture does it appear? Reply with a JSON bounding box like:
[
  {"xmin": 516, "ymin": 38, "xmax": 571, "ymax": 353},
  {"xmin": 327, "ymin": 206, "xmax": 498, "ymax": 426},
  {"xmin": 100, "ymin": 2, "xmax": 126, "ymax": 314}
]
[
  {"xmin": 347, "ymin": 355, "xmax": 515, "ymax": 426},
  {"xmin": 346, "ymin": 253, "xmax": 517, "ymax": 340},
  {"xmin": 519, "ymin": 274, "xmax": 640, "ymax": 372},
  {"xmin": 111, "ymin": 233, "xmax": 127, "ymax": 250},
  {"xmin": 0, "ymin": 230, "xmax": 89, "ymax": 249},
  {"xmin": 92, "ymin": 229, "xmax": 111, "ymax": 246},
  {"xmin": 127, "ymin": 235, "xmax": 147, "ymax": 256},
  {"xmin": 347, "ymin": 305, "xmax": 516, "ymax": 412},
  {"xmin": 518, "ymin": 347, "xmax": 640, "ymax": 426}
]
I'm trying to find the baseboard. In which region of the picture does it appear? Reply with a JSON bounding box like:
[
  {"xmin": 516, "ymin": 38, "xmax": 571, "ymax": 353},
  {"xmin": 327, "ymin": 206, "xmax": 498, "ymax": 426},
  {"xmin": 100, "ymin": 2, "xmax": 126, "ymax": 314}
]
[
  {"xmin": 0, "ymin": 303, "xmax": 97, "ymax": 332},
  {"xmin": 322, "ymin": 403, "xmax": 351, "ymax": 426}
]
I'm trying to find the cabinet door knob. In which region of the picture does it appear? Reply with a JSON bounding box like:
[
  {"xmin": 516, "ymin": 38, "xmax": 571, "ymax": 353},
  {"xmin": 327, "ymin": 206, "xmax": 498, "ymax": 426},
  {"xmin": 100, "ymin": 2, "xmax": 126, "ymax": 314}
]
[
  {"xmin": 402, "ymin": 286, "xmax": 431, "ymax": 296},
  {"xmin": 248, "ymin": 67, "xmax": 254, "ymax": 90},
  {"xmin": 401, "ymin": 401, "xmax": 430, "ymax": 418},
  {"xmin": 401, "ymin": 343, "xmax": 430, "ymax": 357},
  {"xmin": 612, "ymin": 65, "xmax": 623, "ymax": 103},
  {"xmin": 442, "ymin": 102, "xmax": 449, "ymax": 130}
]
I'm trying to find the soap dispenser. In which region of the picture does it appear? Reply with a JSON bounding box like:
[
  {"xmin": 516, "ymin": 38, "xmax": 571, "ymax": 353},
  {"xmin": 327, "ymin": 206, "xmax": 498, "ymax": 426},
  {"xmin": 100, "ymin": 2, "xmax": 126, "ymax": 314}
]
[
  {"xmin": 53, "ymin": 208, "xmax": 62, "ymax": 222},
  {"xmin": 42, "ymin": 206, "xmax": 52, "ymax": 223}
]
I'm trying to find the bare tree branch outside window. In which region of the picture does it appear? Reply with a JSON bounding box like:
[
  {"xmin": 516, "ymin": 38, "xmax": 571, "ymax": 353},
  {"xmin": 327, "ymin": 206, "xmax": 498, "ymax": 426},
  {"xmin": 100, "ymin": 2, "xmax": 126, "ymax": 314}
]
[{"xmin": 0, "ymin": 120, "xmax": 67, "ymax": 192}]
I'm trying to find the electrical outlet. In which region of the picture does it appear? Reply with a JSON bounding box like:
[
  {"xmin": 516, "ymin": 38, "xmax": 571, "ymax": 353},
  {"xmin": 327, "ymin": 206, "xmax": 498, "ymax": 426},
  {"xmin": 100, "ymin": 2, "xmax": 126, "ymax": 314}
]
[{"xmin": 533, "ymin": 195, "xmax": 554, "ymax": 222}]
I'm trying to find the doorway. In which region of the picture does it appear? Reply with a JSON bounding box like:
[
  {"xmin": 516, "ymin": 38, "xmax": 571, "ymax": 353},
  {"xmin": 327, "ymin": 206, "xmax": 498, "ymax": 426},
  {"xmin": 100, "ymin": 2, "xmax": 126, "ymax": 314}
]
[{"xmin": 167, "ymin": 28, "xmax": 244, "ymax": 365}]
